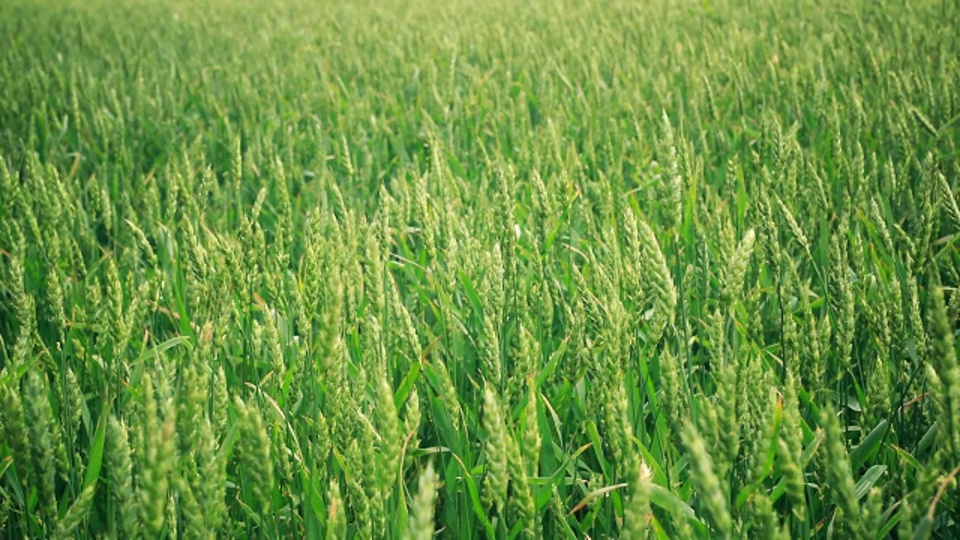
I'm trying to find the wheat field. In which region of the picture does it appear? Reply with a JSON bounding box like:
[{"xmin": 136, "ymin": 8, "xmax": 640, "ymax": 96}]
[{"xmin": 1, "ymin": 0, "xmax": 959, "ymax": 538}]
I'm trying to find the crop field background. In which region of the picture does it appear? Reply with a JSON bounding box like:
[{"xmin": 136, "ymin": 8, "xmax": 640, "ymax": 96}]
[{"xmin": 1, "ymin": 0, "xmax": 959, "ymax": 537}]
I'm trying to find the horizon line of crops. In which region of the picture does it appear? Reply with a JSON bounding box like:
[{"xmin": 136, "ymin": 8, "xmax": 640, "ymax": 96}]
[{"xmin": 1, "ymin": 0, "xmax": 959, "ymax": 537}]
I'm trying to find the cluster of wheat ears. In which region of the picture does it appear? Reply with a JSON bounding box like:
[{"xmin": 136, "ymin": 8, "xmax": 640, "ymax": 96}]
[{"xmin": 1, "ymin": 0, "xmax": 959, "ymax": 537}]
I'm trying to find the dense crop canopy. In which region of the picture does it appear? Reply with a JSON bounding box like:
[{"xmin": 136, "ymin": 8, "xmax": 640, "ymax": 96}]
[{"xmin": 1, "ymin": 0, "xmax": 959, "ymax": 537}]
